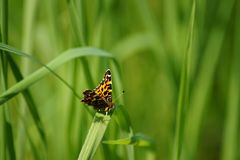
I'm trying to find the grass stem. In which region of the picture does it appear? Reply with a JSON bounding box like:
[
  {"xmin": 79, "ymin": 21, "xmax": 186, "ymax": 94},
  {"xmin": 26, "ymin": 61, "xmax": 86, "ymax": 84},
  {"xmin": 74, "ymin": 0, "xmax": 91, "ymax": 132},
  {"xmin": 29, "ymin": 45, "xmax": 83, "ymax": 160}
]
[{"xmin": 78, "ymin": 112, "xmax": 111, "ymax": 160}]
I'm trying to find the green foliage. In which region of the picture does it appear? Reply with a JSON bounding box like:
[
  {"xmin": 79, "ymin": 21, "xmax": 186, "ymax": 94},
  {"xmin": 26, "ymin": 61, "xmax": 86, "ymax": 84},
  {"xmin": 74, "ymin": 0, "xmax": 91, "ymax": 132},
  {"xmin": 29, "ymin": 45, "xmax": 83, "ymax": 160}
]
[
  {"xmin": 1, "ymin": 0, "xmax": 239, "ymax": 159},
  {"xmin": 78, "ymin": 113, "xmax": 111, "ymax": 160},
  {"xmin": 103, "ymin": 133, "xmax": 154, "ymax": 148}
]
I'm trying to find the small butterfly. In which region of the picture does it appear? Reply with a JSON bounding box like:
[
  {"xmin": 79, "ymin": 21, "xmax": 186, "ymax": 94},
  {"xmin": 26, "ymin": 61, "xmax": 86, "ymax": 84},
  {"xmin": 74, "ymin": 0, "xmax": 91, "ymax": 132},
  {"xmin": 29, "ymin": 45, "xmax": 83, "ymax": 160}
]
[{"xmin": 81, "ymin": 69, "xmax": 114, "ymax": 113}]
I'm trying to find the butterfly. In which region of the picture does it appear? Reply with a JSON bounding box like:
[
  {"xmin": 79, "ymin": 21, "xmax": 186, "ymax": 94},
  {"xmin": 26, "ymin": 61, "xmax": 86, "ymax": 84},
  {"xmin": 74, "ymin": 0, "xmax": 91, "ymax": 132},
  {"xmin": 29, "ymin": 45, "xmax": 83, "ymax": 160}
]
[{"xmin": 81, "ymin": 69, "xmax": 114, "ymax": 113}]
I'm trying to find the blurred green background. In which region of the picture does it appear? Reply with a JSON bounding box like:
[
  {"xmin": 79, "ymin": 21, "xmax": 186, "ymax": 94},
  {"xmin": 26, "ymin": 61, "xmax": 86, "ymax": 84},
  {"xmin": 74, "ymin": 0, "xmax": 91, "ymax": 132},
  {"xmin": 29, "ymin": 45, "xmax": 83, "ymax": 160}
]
[{"xmin": 1, "ymin": 0, "xmax": 240, "ymax": 159}]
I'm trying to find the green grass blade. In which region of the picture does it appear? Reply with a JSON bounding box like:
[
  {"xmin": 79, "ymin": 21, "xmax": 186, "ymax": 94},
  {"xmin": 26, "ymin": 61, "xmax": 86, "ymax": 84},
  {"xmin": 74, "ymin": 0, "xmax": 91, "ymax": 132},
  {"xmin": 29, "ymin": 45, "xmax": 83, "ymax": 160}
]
[
  {"xmin": 103, "ymin": 133, "xmax": 154, "ymax": 147},
  {"xmin": 78, "ymin": 112, "xmax": 111, "ymax": 160},
  {"xmin": 0, "ymin": 46, "xmax": 114, "ymax": 105},
  {"xmin": 184, "ymin": 0, "xmax": 236, "ymax": 158},
  {"xmin": 221, "ymin": 1, "xmax": 240, "ymax": 159},
  {"xmin": 8, "ymin": 56, "xmax": 47, "ymax": 148},
  {"xmin": 1, "ymin": 0, "xmax": 8, "ymax": 44},
  {"xmin": 3, "ymin": 115, "xmax": 16, "ymax": 160},
  {"xmin": 0, "ymin": 43, "xmax": 83, "ymax": 99},
  {"xmin": 68, "ymin": 0, "xmax": 88, "ymax": 46},
  {"xmin": 21, "ymin": 0, "xmax": 37, "ymax": 52},
  {"xmin": 0, "ymin": 0, "xmax": 16, "ymax": 159},
  {"xmin": 110, "ymin": 104, "xmax": 135, "ymax": 160},
  {"xmin": 171, "ymin": 1, "xmax": 195, "ymax": 160},
  {"xmin": 19, "ymin": 0, "xmax": 38, "ymax": 158},
  {"xmin": 113, "ymin": 105, "xmax": 132, "ymax": 133},
  {"xmin": 103, "ymin": 132, "xmax": 155, "ymax": 160},
  {"xmin": 68, "ymin": 0, "xmax": 95, "ymax": 89},
  {"xmin": 112, "ymin": 105, "xmax": 135, "ymax": 160},
  {"xmin": 75, "ymin": 0, "xmax": 88, "ymax": 46}
]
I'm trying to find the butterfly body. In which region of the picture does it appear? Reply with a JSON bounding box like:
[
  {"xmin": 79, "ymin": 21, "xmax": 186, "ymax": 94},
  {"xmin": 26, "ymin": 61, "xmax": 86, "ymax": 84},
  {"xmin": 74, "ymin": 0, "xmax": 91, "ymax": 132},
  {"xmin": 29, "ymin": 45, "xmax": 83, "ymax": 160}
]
[{"xmin": 81, "ymin": 69, "xmax": 113, "ymax": 113}]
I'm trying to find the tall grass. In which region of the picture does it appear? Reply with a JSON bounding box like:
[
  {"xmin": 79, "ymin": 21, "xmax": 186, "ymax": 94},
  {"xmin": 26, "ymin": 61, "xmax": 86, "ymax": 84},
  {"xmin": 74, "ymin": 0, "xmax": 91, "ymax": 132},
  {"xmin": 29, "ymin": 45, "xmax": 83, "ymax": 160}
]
[{"xmin": 0, "ymin": 0, "xmax": 239, "ymax": 159}]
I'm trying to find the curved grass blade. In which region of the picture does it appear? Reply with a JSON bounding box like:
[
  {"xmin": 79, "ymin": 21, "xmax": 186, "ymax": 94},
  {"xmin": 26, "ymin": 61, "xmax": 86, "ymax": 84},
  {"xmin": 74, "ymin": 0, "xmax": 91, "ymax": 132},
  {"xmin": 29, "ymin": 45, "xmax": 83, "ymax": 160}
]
[
  {"xmin": 8, "ymin": 56, "xmax": 47, "ymax": 148},
  {"xmin": 0, "ymin": 43, "xmax": 86, "ymax": 100},
  {"xmin": 0, "ymin": 45, "xmax": 114, "ymax": 105},
  {"xmin": 0, "ymin": 57, "xmax": 43, "ymax": 149}
]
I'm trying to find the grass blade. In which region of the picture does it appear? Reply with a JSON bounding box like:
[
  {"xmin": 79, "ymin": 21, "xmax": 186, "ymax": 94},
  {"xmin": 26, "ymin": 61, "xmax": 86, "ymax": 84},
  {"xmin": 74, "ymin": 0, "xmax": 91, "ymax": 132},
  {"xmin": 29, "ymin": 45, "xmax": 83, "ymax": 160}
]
[
  {"xmin": 221, "ymin": 1, "xmax": 240, "ymax": 159},
  {"xmin": 3, "ymin": 115, "xmax": 16, "ymax": 160},
  {"xmin": 171, "ymin": 1, "xmax": 195, "ymax": 160},
  {"xmin": 184, "ymin": 0, "xmax": 235, "ymax": 158},
  {"xmin": 8, "ymin": 56, "xmax": 47, "ymax": 148},
  {"xmin": 103, "ymin": 133, "xmax": 154, "ymax": 147},
  {"xmin": 0, "ymin": 46, "xmax": 114, "ymax": 105},
  {"xmin": 111, "ymin": 105, "xmax": 136, "ymax": 160},
  {"xmin": 78, "ymin": 112, "xmax": 111, "ymax": 160},
  {"xmin": 0, "ymin": 0, "xmax": 16, "ymax": 159}
]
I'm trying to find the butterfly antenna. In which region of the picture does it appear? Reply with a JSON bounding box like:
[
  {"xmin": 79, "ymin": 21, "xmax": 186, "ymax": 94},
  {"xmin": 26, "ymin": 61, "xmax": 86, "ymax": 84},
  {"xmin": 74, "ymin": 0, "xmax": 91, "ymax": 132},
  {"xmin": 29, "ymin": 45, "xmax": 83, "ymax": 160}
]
[{"xmin": 113, "ymin": 90, "xmax": 125, "ymax": 103}]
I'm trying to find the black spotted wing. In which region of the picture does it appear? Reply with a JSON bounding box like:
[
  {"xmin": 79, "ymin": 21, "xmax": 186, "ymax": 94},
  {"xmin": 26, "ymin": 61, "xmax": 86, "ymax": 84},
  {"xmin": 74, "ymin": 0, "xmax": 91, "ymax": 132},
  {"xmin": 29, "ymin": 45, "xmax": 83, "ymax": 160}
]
[{"xmin": 81, "ymin": 69, "xmax": 113, "ymax": 112}]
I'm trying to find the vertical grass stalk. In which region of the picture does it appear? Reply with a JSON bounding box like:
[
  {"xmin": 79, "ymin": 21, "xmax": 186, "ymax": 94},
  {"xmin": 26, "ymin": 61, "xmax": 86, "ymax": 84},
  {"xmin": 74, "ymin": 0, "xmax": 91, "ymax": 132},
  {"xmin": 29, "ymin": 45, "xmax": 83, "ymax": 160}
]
[
  {"xmin": 171, "ymin": 1, "xmax": 195, "ymax": 160},
  {"xmin": 184, "ymin": 0, "xmax": 235, "ymax": 158},
  {"xmin": 78, "ymin": 112, "xmax": 111, "ymax": 160},
  {"xmin": 18, "ymin": 0, "xmax": 39, "ymax": 159},
  {"xmin": 0, "ymin": 0, "xmax": 16, "ymax": 159},
  {"xmin": 221, "ymin": 1, "xmax": 240, "ymax": 159}
]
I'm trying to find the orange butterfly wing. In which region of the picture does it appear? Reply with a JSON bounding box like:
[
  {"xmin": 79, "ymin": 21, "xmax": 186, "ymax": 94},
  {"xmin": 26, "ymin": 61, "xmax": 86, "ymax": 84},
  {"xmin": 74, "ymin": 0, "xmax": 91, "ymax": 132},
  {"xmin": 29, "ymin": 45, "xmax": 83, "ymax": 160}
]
[{"xmin": 81, "ymin": 69, "xmax": 113, "ymax": 113}]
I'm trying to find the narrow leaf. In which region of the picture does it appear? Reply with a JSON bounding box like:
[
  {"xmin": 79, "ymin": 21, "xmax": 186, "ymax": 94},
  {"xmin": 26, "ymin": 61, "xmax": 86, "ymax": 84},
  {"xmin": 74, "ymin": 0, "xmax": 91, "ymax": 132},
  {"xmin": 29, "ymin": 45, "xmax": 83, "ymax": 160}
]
[{"xmin": 0, "ymin": 45, "xmax": 114, "ymax": 105}]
